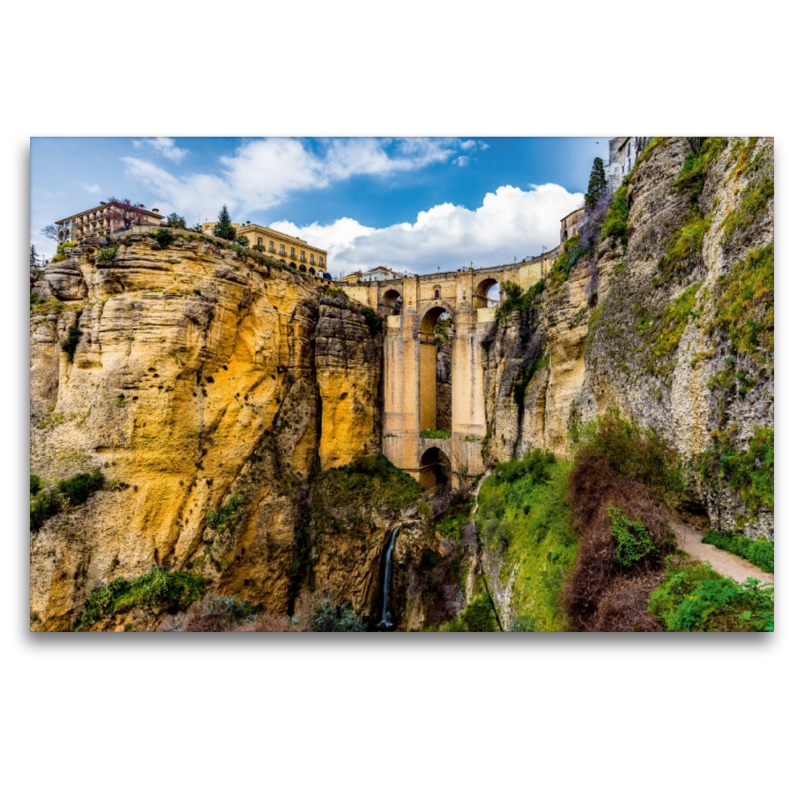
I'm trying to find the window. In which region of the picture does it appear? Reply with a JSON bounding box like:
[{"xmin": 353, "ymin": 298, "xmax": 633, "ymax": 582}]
[
  {"xmin": 310, "ymin": 254, "xmax": 315, "ymax": 264},
  {"xmin": 280, "ymin": 244, "xmax": 285, "ymax": 255},
  {"xmin": 269, "ymin": 241, "xmax": 275, "ymax": 252},
  {"xmin": 319, "ymin": 257, "xmax": 324, "ymax": 267},
  {"xmin": 434, "ymin": 289, "xmax": 440, "ymax": 299},
  {"xmin": 291, "ymin": 247, "xmax": 295, "ymax": 257},
  {"xmin": 301, "ymin": 251, "xmax": 305, "ymax": 262},
  {"xmin": 257, "ymin": 237, "xmax": 263, "ymax": 246}
]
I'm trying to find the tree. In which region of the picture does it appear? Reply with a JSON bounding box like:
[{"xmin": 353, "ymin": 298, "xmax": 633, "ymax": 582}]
[
  {"xmin": 166, "ymin": 212, "xmax": 186, "ymax": 229},
  {"xmin": 213, "ymin": 205, "xmax": 236, "ymax": 241},
  {"xmin": 585, "ymin": 157, "xmax": 608, "ymax": 209},
  {"xmin": 103, "ymin": 197, "xmax": 149, "ymax": 231},
  {"xmin": 30, "ymin": 245, "xmax": 38, "ymax": 268},
  {"xmin": 40, "ymin": 225, "xmax": 59, "ymax": 243}
]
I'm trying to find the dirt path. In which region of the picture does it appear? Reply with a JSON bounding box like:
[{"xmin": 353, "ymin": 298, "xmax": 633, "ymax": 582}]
[{"xmin": 671, "ymin": 519, "xmax": 774, "ymax": 585}]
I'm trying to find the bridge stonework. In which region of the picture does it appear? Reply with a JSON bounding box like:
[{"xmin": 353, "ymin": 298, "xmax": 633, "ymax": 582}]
[{"xmin": 337, "ymin": 252, "xmax": 557, "ymax": 486}]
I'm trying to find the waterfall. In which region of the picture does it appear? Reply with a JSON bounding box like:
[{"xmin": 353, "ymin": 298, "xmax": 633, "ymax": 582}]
[{"xmin": 378, "ymin": 527, "xmax": 400, "ymax": 629}]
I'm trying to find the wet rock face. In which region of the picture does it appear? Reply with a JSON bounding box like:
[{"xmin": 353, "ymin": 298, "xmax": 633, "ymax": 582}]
[
  {"xmin": 30, "ymin": 236, "xmax": 383, "ymax": 629},
  {"xmin": 482, "ymin": 137, "xmax": 774, "ymax": 539}
]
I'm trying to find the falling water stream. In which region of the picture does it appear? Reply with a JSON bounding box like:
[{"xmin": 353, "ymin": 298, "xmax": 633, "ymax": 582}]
[{"xmin": 378, "ymin": 527, "xmax": 400, "ymax": 630}]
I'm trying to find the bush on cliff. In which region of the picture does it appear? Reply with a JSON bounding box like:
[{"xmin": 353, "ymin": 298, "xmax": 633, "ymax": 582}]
[
  {"xmin": 74, "ymin": 567, "xmax": 207, "ymax": 631},
  {"xmin": 30, "ymin": 469, "xmax": 105, "ymax": 531},
  {"xmin": 563, "ymin": 411, "xmax": 684, "ymax": 631}
]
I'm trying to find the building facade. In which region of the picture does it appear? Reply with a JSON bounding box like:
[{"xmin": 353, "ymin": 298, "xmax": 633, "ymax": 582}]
[
  {"xmin": 201, "ymin": 221, "xmax": 328, "ymax": 274},
  {"xmin": 55, "ymin": 202, "xmax": 164, "ymax": 242},
  {"xmin": 560, "ymin": 207, "xmax": 585, "ymax": 242},
  {"xmin": 606, "ymin": 137, "xmax": 652, "ymax": 192}
]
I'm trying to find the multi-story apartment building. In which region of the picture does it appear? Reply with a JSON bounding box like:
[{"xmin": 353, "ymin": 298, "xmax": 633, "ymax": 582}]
[
  {"xmin": 55, "ymin": 202, "xmax": 164, "ymax": 242},
  {"xmin": 201, "ymin": 221, "xmax": 328, "ymax": 274}
]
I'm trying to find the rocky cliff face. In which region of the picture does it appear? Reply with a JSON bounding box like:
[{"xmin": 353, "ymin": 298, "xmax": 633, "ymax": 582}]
[
  {"xmin": 482, "ymin": 137, "xmax": 774, "ymax": 540},
  {"xmin": 30, "ymin": 235, "xmax": 382, "ymax": 630}
]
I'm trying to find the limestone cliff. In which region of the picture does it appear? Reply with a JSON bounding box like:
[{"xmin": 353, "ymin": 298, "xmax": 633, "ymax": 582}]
[
  {"xmin": 482, "ymin": 137, "xmax": 774, "ymax": 539},
  {"xmin": 30, "ymin": 234, "xmax": 382, "ymax": 630}
]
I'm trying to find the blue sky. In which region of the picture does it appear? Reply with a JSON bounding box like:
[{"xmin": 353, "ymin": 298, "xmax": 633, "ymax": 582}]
[{"xmin": 31, "ymin": 136, "xmax": 609, "ymax": 275}]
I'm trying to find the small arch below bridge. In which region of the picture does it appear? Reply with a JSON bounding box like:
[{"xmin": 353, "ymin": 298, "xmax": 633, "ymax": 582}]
[{"xmin": 419, "ymin": 447, "xmax": 451, "ymax": 491}]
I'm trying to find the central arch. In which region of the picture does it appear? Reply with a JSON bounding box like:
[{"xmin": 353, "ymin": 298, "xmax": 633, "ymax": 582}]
[
  {"xmin": 419, "ymin": 447, "xmax": 451, "ymax": 491},
  {"xmin": 419, "ymin": 306, "xmax": 452, "ymax": 433}
]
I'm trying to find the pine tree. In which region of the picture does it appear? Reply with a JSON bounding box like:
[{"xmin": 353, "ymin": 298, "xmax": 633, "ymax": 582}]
[
  {"xmin": 30, "ymin": 244, "xmax": 38, "ymax": 269},
  {"xmin": 585, "ymin": 157, "xmax": 608, "ymax": 209},
  {"xmin": 213, "ymin": 205, "xmax": 236, "ymax": 240}
]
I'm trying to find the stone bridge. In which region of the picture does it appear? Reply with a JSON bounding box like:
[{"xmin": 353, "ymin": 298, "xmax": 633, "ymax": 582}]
[{"xmin": 337, "ymin": 250, "xmax": 559, "ymax": 487}]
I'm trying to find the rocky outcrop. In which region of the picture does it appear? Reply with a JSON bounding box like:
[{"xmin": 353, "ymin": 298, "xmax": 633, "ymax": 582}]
[
  {"xmin": 482, "ymin": 137, "xmax": 774, "ymax": 539},
  {"xmin": 29, "ymin": 235, "xmax": 383, "ymax": 630}
]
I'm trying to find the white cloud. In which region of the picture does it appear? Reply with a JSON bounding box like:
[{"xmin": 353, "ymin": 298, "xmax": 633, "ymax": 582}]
[
  {"xmin": 278, "ymin": 183, "xmax": 584, "ymax": 276},
  {"xmin": 453, "ymin": 155, "xmax": 470, "ymax": 167},
  {"xmin": 81, "ymin": 183, "xmax": 102, "ymax": 194},
  {"xmin": 132, "ymin": 137, "xmax": 190, "ymax": 163},
  {"xmin": 123, "ymin": 137, "xmax": 475, "ymax": 222}
]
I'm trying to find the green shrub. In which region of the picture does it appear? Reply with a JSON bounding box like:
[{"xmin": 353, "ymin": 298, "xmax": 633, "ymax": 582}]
[
  {"xmin": 74, "ymin": 567, "xmax": 207, "ymax": 631},
  {"xmin": 151, "ymin": 228, "xmax": 176, "ymax": 249},
  {"xmin": 713, "ymin": 243, "xmax": 773, "ymax": 361},
  {"xmin": 57, "ymin": 470, "xmax": 105, "ymax": 506},
  {"xmin": 166, "ymin": 213, "xmax": 186, "ymax": 229},
  {"xmin": 252, "ymin": 243, "xmax": 265, "ymax": 252},
  {"xmin": 722, "ymin": 177, "xmax": 773, "ymax": 242},
  {"xmin": 600, "ymin": 183, "xmax": 630, "ymax": 245},
  {"xmin": 608, "ymin": 506, "xmax": 659, "ymax": 567},
  {"xmin": 648, "ymin": 557, "xmax": 773, "ymax": 632},
  {"xmin": 420, "ymin": 429, "xmax": 451, "ymax": 439},
  {"xmin": 672, "ymin": 137, "xmax": 728, "ymax": 198},
  {"xmin": 701, "ymin": 531, "xmax": 773, "ymax": 573},
  {"xmin": 550, "ymin": 236, "xmax": 588, "ymax": 288},
  {"xmin": 647, "ymin": 282, "xmax": 703, "ymax": 372},
  {"xmin": 95, "ymin": 246, "xmax": 118, "ymax": 265},
  {"xmin": 570, "ymin": 410, "xmax": 686, "ymax": 504},
  {"xmin": 440, "ymin": 590, "xmax": 499, "ymax": 632},
  {"xmin": 207, "ymin": 494, "xmax": 244, "ymax": 532},
  {"xmin": 698, "ymin": 426, "xmax": 773, "ymax": 514},
  {"xmin": 361, "ymin": 305, "xmax": 383, "ymax": 336},
  {"xmin": 658, "ymin": 209, "xmax": 710, "ymax": 282},
  {"xmin": 200, "ymin": 595, "xmax": 259, "ymax": 625},
  {"xmin": 30, "ymin": 490, "xmax": 61, "ymax": 531},
  {"xmin": 60, "ymin": 325, "xmax": 82, "ymax": 362},
  {"xmin": 496, "ymin": 279, "xmax": 544, "ymax": 321},
  {"xmin": 30, "ymin": 474, "xmax": 42, "ymax": 496},
  {"xmin": 310, "ymin": 598, "xmax": 367, "ymax": 632}
]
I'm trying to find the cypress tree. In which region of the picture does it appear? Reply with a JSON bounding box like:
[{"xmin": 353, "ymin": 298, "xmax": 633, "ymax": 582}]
[
  {"xmin": 30, "ymin": 244, "xmax": 38, "ymax": 268},
  {"xmin": 585, "ymin": 157, "xmax": 608, "ymax": 209},
  {"xmin": 213, "ymin": 205, "xmax": 236, "ymax": 240}
]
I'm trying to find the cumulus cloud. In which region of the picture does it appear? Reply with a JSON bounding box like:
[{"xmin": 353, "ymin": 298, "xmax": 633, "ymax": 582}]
[
  {"xmin": 80, "ymin": 183, "xmax": 102, "ymax": 194},
  {"xmin": 272, "ymin": 183, "xmax": 584, "ymax": 276},
  {"xmin": 123, "ymin": 137, "xmax": 481, "ymax": 222},
  {"xmin": 453, "ymin": 155, "xmax": 470, "ymax": 167},
  {"xmin": 132, "ymin": 137, "xmax": 190, "ymax": 163}
]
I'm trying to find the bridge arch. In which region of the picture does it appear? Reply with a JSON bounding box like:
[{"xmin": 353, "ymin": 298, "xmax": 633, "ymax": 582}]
[
  {"xmin": 419, "ymin": 305, "xmax": 453, "ymax": 433},
  {"xmin": 419, "ymin": 447, "xmax": 451, "ymax": 491},
  {"xmin": 476, "ymin": 277, "xmax": 501, "ymax": 309},
  {"xmin": 381, "ymin": 288, "xmax": 402, "ymax": 315}
]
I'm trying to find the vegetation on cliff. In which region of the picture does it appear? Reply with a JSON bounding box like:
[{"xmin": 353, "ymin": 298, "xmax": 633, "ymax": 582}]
[
  {"xmin": 74, "ymin": 567, "xmax": 207, "ymax": 631},
  {"xmin": 30, "ymin": 469, "xmax": 105, "ymax": 531},
  {"xmin": 648, "ymin": 558, "xmax": 773, "ymax": 632},
  {"xmin": 475, "ymin": 449, "xmax": 576, "ymax": 631},
  {"xmin": 701, "ymin": 531, "xmax": 774, "ymax": 574}
]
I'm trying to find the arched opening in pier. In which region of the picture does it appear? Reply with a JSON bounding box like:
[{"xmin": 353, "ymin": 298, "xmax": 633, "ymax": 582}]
[
  {"xmin": 309, "ymin": 267, "xmax": 317, "ymax": 277},
  {"xmin": 476, "ymin": 277, "xmax": 501, "ymax": 309},
  {"xmin": 299, "ymin": 264, "xmax": 307, "ymax": 273},
  {"xmin": 419, "ymin": 447, "xmax": 451, "ymax": 491},
  {"xmin": 419, "ymin": 306, "xmax": 453, "ymax": 433},
  {"xmin": 381, "ymin": 288, "xmax": 402, "ymax": 315}
]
